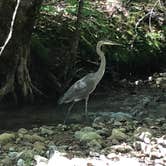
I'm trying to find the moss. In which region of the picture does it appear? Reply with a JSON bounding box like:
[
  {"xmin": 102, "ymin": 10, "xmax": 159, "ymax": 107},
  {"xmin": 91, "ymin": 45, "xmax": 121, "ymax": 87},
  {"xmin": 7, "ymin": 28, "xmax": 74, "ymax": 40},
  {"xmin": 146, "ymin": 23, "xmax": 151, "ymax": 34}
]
[{"xmin": 0, "ymin": 133, "xmax": 15, "ymax": 144}]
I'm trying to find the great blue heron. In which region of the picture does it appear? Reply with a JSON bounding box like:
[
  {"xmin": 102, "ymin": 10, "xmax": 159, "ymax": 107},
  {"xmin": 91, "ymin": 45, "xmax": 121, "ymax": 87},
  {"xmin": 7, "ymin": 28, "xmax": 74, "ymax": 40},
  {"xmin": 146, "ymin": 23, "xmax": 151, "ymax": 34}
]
[{"xmin": 58, "ymin": 40, "xmax": 120, "ymax": 121}]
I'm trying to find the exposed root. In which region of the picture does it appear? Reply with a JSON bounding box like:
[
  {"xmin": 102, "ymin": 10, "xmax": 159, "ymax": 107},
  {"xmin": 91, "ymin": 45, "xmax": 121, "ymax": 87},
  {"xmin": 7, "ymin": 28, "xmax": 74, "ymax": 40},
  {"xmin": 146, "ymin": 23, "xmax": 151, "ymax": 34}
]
[
  {"xmin": 0, "ymin": 55, "xmax": 18, "ymax": 101},
  {"xmin": 0, "ymin": 73, "xmax": 15, "ymax": 101},
  {"xmin": 30, "ymin": 83, "xmax": 48, "ymax": 98},
  {"xmin": 16, "ymin": 45, "xmax": 34, "ymax": 101}
]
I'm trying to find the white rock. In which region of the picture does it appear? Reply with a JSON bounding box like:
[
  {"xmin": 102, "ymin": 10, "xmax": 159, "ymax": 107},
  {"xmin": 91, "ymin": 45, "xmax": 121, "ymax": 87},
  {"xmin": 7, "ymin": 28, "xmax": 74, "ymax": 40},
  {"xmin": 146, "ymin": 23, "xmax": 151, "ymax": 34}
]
[
  {"xmin": 139, "ymin": 132, "xmax": 152, "ymax": 144},
  {"xmin": 34, "ymin": 151, "xmax": 141, "ymax": 166}
]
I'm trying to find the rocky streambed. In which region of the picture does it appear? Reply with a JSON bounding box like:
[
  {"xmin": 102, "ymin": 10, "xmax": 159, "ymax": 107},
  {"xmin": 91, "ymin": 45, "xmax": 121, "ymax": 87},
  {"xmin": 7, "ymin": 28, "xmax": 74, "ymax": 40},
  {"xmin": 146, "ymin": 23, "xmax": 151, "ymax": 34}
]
[
  {"xmin": 0, "ymin": 73, "xmax": 166, "ymax": 166},
  {"xmin": 0, "ymin": 110, "xmax": 166, "ymax": 165}
]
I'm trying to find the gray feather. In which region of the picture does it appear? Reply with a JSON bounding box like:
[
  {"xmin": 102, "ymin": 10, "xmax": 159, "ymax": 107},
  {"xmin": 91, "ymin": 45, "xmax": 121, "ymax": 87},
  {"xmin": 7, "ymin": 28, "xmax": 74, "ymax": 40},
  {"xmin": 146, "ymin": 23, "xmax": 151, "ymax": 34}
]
[{"xmin": 58, "ymin": 73, "xmax": 96, "ymax": 104}]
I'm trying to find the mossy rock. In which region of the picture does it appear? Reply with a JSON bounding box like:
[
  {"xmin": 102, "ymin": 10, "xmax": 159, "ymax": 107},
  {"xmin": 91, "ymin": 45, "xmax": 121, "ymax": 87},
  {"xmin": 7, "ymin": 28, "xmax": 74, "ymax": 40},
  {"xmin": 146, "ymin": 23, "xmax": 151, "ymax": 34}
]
[
  {"xmin": 0, "ymin": 133, "xmax": 15, "ymax": 145},
  {"xmin": 109, "ymin": 129, "xmax": 128, "ymax": 141},
  {"xmin": 75, "ymin": 127, "xmax": 102, "ymax": 142}
]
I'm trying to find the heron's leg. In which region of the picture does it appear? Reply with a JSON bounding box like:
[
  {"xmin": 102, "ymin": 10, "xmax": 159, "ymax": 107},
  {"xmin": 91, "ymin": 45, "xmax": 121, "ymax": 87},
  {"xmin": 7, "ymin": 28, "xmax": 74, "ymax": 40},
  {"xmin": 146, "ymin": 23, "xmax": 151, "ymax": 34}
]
[
  {"xmin": 64, "ymin": 102, "xmax": 75, "ymax": 124},
  {"xmin": 85, "ymin": 96, "xmax": 89, "ymax": 119}
]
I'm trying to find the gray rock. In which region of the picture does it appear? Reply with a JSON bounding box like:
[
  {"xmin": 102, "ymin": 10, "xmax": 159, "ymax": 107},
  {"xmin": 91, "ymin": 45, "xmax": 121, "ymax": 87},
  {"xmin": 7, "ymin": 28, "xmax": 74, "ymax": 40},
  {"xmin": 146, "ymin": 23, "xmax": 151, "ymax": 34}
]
[
  {"xmin": 23, "ymin": 134, "xmax": 44, "ymax": 143},
  {"xmin": 46, "ymin": 145, "xmax": 57, "ymax": 158},
  {"xmin": 107, "ymin": 153, "xmax": 119, "ymax": 160},
  {"xmin": 133, "ymin": 141, "xmax": 142, "ymax": 151},
  {"xmin": 111, "ymin": 143, "xmax": 133, "ymax": 153},
  {"xmin": 33, "ymin": 141, "xmax": 46, "ymax": 152},
  {"xmin": 143, "ymin": 117, "xmax": 154, "ymax": 125},
  {"xmin": 150, "ymin": 151, "xmax": 163, "ymax": 159},
  {"xmin": 8, "ymin": 151, "xmax": 23, "ymax": 160},
  {"xmin": 92, "ymin": 121, "xmax": 105, "ymax": 129},
  {"xmin": 96, "ymin": 128, "xmax": 109, "ymax": 136},
  {"xmin": 1, "ymin": 156, "xmax": 12, "ymax": 165},
  {"xmin": 141, "ymin": 97, "xmax": 151, "ymax": 106},
  {"xmin": 32, "ymin": 128, "xmax": 39, "ymax": 132},
  {"xmin": 70, "ymin": 124, "xmax": 81, "ymax": 131},
  {"xmin": 134, "ymin": 127, "xmax": 152, "ymax": 139},
  {"xmin": 57, "ymin": 124, "xmax": 68, "ymax": 131},
  {"xmin": 40, "ymin": 127, "xmax": 54, "ymax": 136},
  {"xmin": 111, "ymin": 112, "xmax": 132, "ymax": 121},
  {"xmin": 155, "ymin": 118, "xmax": 166, "ymax": 125},
  {"xmin": 134, "ymin": 127, "xmax": 152, "ymax": 143},
  {"xmin": 81, "ymin": 127, "xmax": 95, "ymax": 132},
  {"xmin": 9, "ymin": 147, "xmax": 15, "ymax": 152},
  {"xmin": 87, "ymin": 139, "xmax": 102, "ymax": 151},
  {"xmin": 17, "ymin": 158, "xmax": 25, "ymax": 166},
  {"xmin": 18, "ymin": 128, "xmax": 28, "ymax": 135},
  {"xmin": 68, "ymin": 113, "xmax": 83, "ymax": 122},
  {"xmin": 21, "ymin": 149, "xmax": 35, "ymax": 159},
  {"xmin": 162, "ymin": 123, "xmax": 166, "ymax": 130},
  {"xmin": 157, "ymin": 136, "xmax": 166, "ymax": 146},
  {"xmin": 93, "ymin": 116, "xmax": 105, "ymax": 124},
  {"xmin": 138, "ymin": 132, "xmax": 152, "ymax": 143},
  {"xmin": 89, "ymin": 151, "xmax": 100, "ymax": 157},
  {"xmin": 113, "ymin": 121, "xmax": 122, "ymax": 127}
]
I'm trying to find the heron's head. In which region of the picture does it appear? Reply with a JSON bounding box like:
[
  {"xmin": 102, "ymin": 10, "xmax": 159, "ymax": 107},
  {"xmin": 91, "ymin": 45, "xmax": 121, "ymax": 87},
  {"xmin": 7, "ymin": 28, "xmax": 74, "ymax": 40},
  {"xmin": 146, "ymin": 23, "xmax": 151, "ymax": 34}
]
[
  {"xmin": 96, "ymin": 40, "xmax": 122, "ymax": 58},
  {"xmin": 97, "ymin": 40, "xmax": 122, "ymax": 48}
]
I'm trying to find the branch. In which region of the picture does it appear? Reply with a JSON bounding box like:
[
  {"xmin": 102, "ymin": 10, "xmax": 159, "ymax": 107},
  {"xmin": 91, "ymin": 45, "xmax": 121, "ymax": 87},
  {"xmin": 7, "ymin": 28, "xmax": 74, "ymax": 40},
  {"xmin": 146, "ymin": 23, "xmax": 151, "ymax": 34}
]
[
  {"xmin": 0, "ymin": 0, "xmax": 21, "ymax": 56},
  {"xmin": 64, "ymin": 0, "xmax": 84, "ymax": 84},
  {"xmin": 149, "ymin": 0, "xmax": 160, "ymax": 31},
  {"xmin": 135, "ymin": 0, "xmax": 160, "ymax": 33},
  {"xmin": 71, "ymin": 0, "xmax": 84, "ymax": 59},
  {"xmin": 131, "ymin": 0, "xmax": 162, "ymax": 48},
  {"xmin": 135, "ymin": 12, "xmax": 150, "ymax": 34}
]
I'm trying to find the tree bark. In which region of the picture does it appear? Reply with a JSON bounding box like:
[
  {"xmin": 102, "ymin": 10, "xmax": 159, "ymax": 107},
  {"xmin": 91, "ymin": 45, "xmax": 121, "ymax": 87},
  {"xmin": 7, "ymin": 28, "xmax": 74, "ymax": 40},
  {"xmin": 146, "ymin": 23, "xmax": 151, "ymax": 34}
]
[
  {"xmin": 64, "ymin": 0, "xmax": 84, "ymax": 87},
  {"xmin": 71, "ymin": 0, "xmax": 84, "ymax": 60},
  {"xmin": 0, "ymin": 0, "xmax": 42, "ymax": 103}
]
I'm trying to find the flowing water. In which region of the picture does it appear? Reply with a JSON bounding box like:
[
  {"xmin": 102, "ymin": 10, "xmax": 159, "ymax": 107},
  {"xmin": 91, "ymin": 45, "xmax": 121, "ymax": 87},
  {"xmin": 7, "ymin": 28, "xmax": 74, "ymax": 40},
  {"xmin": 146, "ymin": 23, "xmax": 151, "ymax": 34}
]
[{"xmin": 0, "ymin": 87, "xmax": 165, "ymax": 131}]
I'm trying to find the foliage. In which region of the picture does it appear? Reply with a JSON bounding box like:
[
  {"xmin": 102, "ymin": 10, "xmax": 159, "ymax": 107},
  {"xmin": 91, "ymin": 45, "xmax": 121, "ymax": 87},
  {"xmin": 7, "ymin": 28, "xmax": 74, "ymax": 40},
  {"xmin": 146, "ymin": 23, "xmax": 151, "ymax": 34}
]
[{"xmin": 34, "ymin": 0, "xmax": 166, "ymax": 81}]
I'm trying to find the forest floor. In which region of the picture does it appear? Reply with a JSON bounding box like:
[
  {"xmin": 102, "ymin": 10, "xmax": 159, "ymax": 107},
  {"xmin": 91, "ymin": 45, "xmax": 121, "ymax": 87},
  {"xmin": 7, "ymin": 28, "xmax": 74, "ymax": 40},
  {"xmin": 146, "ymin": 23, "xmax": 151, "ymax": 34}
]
[{"xmin": 0, "ymin": 73, "xmax": 165, "ymax": 166}]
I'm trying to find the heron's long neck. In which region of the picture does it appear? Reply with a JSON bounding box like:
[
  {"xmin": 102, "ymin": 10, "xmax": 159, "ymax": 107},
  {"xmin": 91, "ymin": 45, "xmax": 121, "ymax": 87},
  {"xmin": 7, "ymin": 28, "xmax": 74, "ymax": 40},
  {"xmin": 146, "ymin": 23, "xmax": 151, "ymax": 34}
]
[{"xmin": 95, "ymin": 45, "xmax": 106, "ymax": 84}]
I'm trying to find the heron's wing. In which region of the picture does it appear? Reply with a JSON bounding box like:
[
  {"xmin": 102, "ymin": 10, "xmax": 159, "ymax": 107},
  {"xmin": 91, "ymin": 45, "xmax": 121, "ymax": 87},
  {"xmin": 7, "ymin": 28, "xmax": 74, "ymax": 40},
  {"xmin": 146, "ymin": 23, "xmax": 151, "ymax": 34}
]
[{"xmin": 59, "ymin": 73, "xmax": 96, "ymax": 104}]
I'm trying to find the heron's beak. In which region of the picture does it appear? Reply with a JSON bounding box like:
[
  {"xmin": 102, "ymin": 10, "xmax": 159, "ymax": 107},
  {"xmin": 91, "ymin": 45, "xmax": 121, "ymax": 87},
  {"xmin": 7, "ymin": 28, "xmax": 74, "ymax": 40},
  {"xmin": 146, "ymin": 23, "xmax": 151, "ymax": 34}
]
[{"xmin": 103, "ymin": 40, "xmax": 122, "ymax": 46}]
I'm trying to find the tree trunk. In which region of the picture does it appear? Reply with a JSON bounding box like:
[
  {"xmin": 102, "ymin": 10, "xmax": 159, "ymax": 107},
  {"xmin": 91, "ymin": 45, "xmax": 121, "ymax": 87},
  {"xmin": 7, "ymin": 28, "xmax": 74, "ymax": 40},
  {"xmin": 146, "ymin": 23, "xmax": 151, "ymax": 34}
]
[
  {"xmin": 64, "ymin": 0, "xmax": 84, "ymax": 86},
  {"xmin": 0, "ymin": 0, "xmax": 42, "ymax": 103}
]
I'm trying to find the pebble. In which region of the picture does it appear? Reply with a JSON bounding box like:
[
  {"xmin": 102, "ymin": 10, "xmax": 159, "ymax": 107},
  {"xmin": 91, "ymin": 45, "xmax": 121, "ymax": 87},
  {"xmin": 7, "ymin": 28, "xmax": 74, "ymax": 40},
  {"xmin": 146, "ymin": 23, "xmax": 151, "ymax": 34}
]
[
  {"xmin": 17, "ymin": 158, "xmax": 25, "ymax": 166},
  {"xmin": 18, "ymin": 128, "xmax": 28, "ymax": 134},
  {"xmin": 138, "ymin": 131, "xmax": 152, "ymax": 143},
  {"xmin": 111, "ymin": 143, "xmax": 133, "ymax": 153},
  {"xmin": 8, "ymin": 151, "xmax": 23, "ymax": 160},
  {"xmin": 40, "ymin": 126, "xmax": 54, "ymax": 136}
]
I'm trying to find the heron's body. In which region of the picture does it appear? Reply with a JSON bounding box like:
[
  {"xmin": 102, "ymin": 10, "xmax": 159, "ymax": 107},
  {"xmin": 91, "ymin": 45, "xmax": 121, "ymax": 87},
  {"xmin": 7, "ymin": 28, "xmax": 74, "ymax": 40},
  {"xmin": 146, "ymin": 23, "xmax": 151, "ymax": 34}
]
[
  {"xmin": 58, "ymin": 40, "xmax": 119, "ymax": 120},
  {"xmin": 58, "ymin": 73, "xmax": 97, "ymax": 104}
]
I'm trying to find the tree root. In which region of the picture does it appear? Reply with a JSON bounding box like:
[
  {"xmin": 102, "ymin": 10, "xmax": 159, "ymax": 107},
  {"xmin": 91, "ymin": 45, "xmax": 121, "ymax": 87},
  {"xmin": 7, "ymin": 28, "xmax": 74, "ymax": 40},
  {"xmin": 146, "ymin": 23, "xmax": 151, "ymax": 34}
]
[
  {"xmin": 16, "ymin": 45, "xmax": 34, "ymax": 101},
  {"xmin": 0, "ymin": 73, "xmax": 15, "ymax": 101},
  {"xmin": 0, "ymin": 45, "xmax": 44, "ymax": 103}
]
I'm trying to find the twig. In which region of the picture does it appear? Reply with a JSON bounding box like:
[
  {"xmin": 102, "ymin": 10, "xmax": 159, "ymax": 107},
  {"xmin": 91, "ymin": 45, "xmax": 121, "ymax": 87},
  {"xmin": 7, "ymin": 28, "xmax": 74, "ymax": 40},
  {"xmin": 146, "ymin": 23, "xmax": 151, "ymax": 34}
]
[
  {"xmin": 132, "ymin": 0, "xmax": 161, "ymax": 48},
  {"xmin": 135, "ymin": 12, "xmax": 150, "ymax": 34},
  {"xmin": 30, "ymin": 83, "xmax": 48, "ymax": 98},
  {"xmin": 149, "ymin": 0, "xmax": 160, "ymax": 31},
  {"xmin": 135, "ymin": 0, "xmax": 160, "ymax": 33},
  {"xmin": 0, "ymin": 0, "xmax": 21, "ymax": 56}
]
